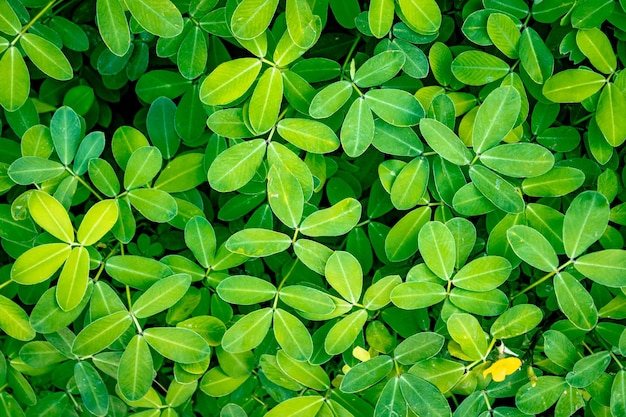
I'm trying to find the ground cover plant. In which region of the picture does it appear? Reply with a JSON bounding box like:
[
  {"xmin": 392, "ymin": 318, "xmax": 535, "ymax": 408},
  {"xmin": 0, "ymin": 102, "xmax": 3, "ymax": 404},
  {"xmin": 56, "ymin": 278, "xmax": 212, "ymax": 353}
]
[{"xmin": 0, "ymin": 0, "xmax": 626, "ymax": 415}]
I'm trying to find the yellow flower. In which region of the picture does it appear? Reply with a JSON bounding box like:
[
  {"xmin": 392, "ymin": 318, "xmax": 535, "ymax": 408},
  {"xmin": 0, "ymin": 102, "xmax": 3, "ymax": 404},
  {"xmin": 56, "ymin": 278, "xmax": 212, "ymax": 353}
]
[{"xmin": 482, "ymin": 357, "xmax": 522, "ymax": 382}]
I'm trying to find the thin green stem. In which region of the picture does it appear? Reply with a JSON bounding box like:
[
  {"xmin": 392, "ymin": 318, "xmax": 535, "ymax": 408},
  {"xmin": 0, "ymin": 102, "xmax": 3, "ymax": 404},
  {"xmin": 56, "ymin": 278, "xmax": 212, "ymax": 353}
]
[
  {"xmin": 0, "ymin": 280, "xmax": 12, "ymax": 291},
  {"xmin": 512, "ymin": 259, "xmax": 573, "ymax": 300},
  {"xmin": 272, "ymin": 259, "xmax": 299, "ymax": 310},
  {"xmin": 65, "ymin": 167, "xmax": 104, "ymax": 201},
  {"xmin": 10, "ymin": 0, "xmax": 59, "ymax": 46},
  {"xmin": 341, "ymin": 35, "xmax": 362, "ymax": 75}
]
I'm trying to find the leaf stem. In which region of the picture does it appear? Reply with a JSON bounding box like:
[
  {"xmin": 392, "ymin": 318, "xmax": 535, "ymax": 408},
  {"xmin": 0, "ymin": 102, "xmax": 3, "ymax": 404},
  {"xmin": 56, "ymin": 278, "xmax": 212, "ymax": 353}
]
[
  {"xmin": 272, "ymin": 259, "xmax": 299, "ymax": 310},
  {"xmin": 10, "ymin": 0, "xmax": 60, "ymax": 46},
  {"xmin": 511, "ymin": 259, "xmax": 573, "ymax": 300},
  {"xmin": 65, "ymin": 167, "xmax": 104, "ymax": 201},
  {"xmin": 341, "ymin": 35, "xmax": 362, "ymax": 77},
  {"xmin": 0, "ymin": 280, "xmax": 12, "ymax": 291}
]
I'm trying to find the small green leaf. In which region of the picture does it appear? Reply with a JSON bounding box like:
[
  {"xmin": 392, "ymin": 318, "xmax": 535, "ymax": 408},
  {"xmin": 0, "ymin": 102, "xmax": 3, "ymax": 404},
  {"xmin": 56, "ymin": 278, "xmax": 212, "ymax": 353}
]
[
  {"xmin": 146, "ymin": 97, "xmax": 179, "ymax": 159},
  {"xmin": 447, "ymin": 313, "xmax": 488, "ymax": 360},
  {"xmin": 56, "ymin": 246, "xmax": 90, "ymax": 311},
  {"xmin": 480, "ymin": 143, "xmax": 554, "ymax": 178},
  {"xmin": 566, "ymin": 351, "xmax": 610, "ymax": 388},
  {"xmin": 373, "ymin": 119, "xmax": 423, "ymax": 157},
  {"xmin": 177, "ymin": 26, "xmax": 207, "ymax": 80},
  {"xmin": 363, "ymin": 274, "xmax": 402, "ymax": 311},
  {"xmin": 543, "ymin": 330, "xmax": 578, "ymax": 370},
  {"xmin": 267, "ymin": 164, "xmax": 303, "ymax": 229},
  {"xmin": 286, "ymin": 0, "xmax": 320, "ymax": 48},
  {"xmin": 472, "ymin": 86, "xmax": 521, "ymax": 154},
  {"xmin": 469, "ymin": 165, "xmax": 525, "ymax": 214},
  {"xmin": 574, "ymin": 249, "xmax": 626, "ymax": 287},
  {"xmin": 611, "ymin": 370, "xmax": 626, "ymax": 417},
  {"xmin": 74, "ymin": 361, "xmax": 109, "ymax": 417},
  {"xmin": 127, "ymin": 188, "xmax": 178, "ymax": 223},
  {"xmin": 543, "ymin": 69, "xmax": 606, "ymax": 103},
  {"xmin": 73, "ymin": 311, "xmax": 132, "ymax": 356},
  {"xmin": 522, "ymin": 166, "xmax": 585, "ymax": 197},
  {"xmin": 0, "ymin": 295, "xmax": 35, "ymax": 341},
  {"xmin": 516, "ymin": 376, "xmax": 567, "ymax": 414},
  {"xmin": 144, "ymin": 327, "xmax": 211, "ymax": 363},
  {"xmin": 77, "ymin": 199, "xmax": 119, "ymax": 246},
  {"xmin": 554, "ymin": 272, "xmax": 598, "ymax": 331},
  {"xmin": 124, "ymin": 0, "xmax": 183, "ymax": 37},
  {"xmin": 275, "ymin": 350, "xmax": 329, "ymax": 391},
  {"xmin": 299, "ymin": 198, "xmax": 361, "ymax": 237},
  {"xmin": 452, "ymin": 256, "xmax": 512, "ymax": 292},
  {"xmin": 279, "ymin": 285, "xmax": 335, "ymax": 315},
  {"xmin": 341, "ymin": 355, "xmax": 394, "ymax": 393},
  {"xmin": 217, "ymin": 275, "xmax": 276, "ymax": 305},
  {"xmin": 199, "ymin": 58, "xmax": 262, "ymax": 105},
  {"xmin": 225, "ymin": 228, "xmax": 291, "ymax": 257},
  {"xmin": 50, "ymin": 106, "xmax": 82, "ymax": 166},
  {"xmin": 0, "ymin": 47, "xmax": 29, "ymax": 111},
  {"xmin": 154, "ymin": 152, "xmax": 205, "ymax": 193},
  {"xmin": 451, "ymin": 51, "xmax": 510, "ymax": 86},
  {"xmin": 385, "ymin": 206, "xmax": 431, "ymax": 262},
  {"xmin": 249, "ymin": 67, "xmax": 282, "ymax": 134},
  {"xmin": 118, "ymin": 335, "xmax": 153, "ymax": 401},
  {"xmin": 324, "ymin": 309, "xmax": 367, "ymax": 355},
  {"xmin": 354, "ymin": 50, "xmax": 405, "ymax": 88},
  {"xmin": 8, "ymin": 156, "xmax": 65, "ymax": 185},
  {"xmin": 506, "ymin": 225, "xmax": 559, "ymax": 272},
  {"xmin": 390, "ymin": 157, "xmax": 429, "ymax": 210},
  {"xmin": 394, "ymin": 332, "xmax": 444, "ymax": 365},
  {"xmin": 449, "ymin": 288, "xmax": 508, "ymax": 316},
  {"xmin": 368, "ymin": 0, "xmax": 394, "ymax": 38},
  {"xmin": 221, "ymin": 308, "xmax": 273, "ymax": 353},
  {"xmin": 596, "ymin": 83, "xmax": 626, "ymax": 147},
  {"xmin": 375, "ymin": 377, "xmax": 406, "ymax": 417},
  {"xmin": 277, "ymin": 118, "xmax": 340, "ymax": 153},
  {"xmin": 29, "ymin": 190, "xmax": 74, "ymax": 243},
  {"xmin": 20, "ymin": 33, "xmax": 72, "ymax": 81},
  {"xmin": 563, "ymin": 191, "xmax": 609, "ymax": 259},
  {"xmin": 400, "ymin": 373, "xmax": 452, "ymax": 417},
  {"xmin": 133, "ymin": 274, "xmax": 191, "ymax": 319},
  {"xmin": 419, "ymin": 118, "xmax": 472, "ymax": 165},
  {"xmin": 519, "ymin": 27, "xmax": 553, "ymax": 84},
  {"xmin": 576, "ymin": 27, "xmax": 616, "ymax": 74},
  {"xmin": 397, "ymin": 0, "xmax": 441, "ymax": 35},
  {"xmin": 490, "ymin": 304, "xmax": 543, "ymax": 340},
  {"xmin": 230, "ymin": 0, "xmax": 278, "ymax": 40},
  {"xmin": 486, "ymin": 13, "xmax": 520, "ymax": 59},
  {"xmin": 208, "ymin": 139, "xmax": 266, "ymax": 192},
  {"xmin": 418, "ymin": 221, "xmax": 455, "ymax": 280},
  {"xmin": 200, "ymin": 367, "xmax": 249, "ymax": 397},
  {"xmin": 184, "ymin": 216, "xmax": 215, "ymax": 269},
  {"xmin": 105, "ymin": 255, "xmax": 173, "ymax": 290},
  {"xmin": 0, "ymin": 0, "xmax": 21, "ymax": 35},
  {"xmin": 309, "ymin": 80, "xmax": 352, "ymax": 119},
  {"xmin": 325, "ymin": 251, "xmax": 363, "ymax": 304},
  {"xmin": 274, "ymin": 308, "xmax": 313, "ymax": 361},
  {"xmin": 390, "ymin": 282, "xmax": 446, "ymax": 309},
  {"xmin": 364, "ymin": 89, "xmax": 424, "ymax": 127},
  {"xmin": 264, "ymin": 396, "xmax": 324, "ymax": 417},
  {"xmin": 96, "ymin": 0, "xmax": 131, "ymax": 56}
]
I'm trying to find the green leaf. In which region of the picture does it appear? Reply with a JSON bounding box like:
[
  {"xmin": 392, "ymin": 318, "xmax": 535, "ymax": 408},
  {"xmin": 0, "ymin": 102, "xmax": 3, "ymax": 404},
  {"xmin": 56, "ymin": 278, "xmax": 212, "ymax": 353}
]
[
  {"xmin": 279, "ymin": 285, "xmax": 334, "ymax": 315},
  {"xmin": 225, "ymin": 228, "xmax": 291, "ymax": 257},
  {"xmin": 451, "ymin": 51, "xmax": 510, "ymax": 86},
  {"xmin": 362, "ymin": 274, "xmax": 402, "ymax": 311},
  {"xmin": 299, "ymin": 198, "xmax": 361, "ymax": 237},
  {"xmin": 184, "ymin": 216, "xmax": 215, "ymax": 269},
  {"xmin": 267, "ymin": 164, "xmax": 303, "ymax": 229},
  {"xmin": 394, "ymin": 332, "xmax": 444, "ymax": 365},
  {"xmin": 199, "ymin": 58, "xmax": 262, "ymax": 105},
  {"xmin": 419, "ymin": 118, "xmax": 472, "ymax": 165},
  {"xmin": 519, "ymin": 27, "xmax": 553, "ymax": 84},
  {"xmin": 0, "ymin": 47, "xmax": 28, "ymax": 112},
  {"xmin": 74, "ymin": 361, "xmax": 109, "ymax": 417},
  {"xmin": 136, "ymin": 70, "xmax": 191, "ymax": 103},
  {"xmin": 277, "ymin": 118, "xmax": 340, "ymax": 153},
  {"xmin": 522, "ymin": 166, "xmax": 585, "ymax": 197},
  {"xmin": 390, "ymin": 157, "xmax": 429, "ymax": 210},
  {"xmin": 452, "ymin": 256, "xmax": 512, "ymax": 292},
  {"xmin": 230, "ymin": 0, "xmax": 278, "ymax": 40},
  {"xmin": 542, "ymin": 69, "xmax": 606, "ymax": 103},
  {"xmin": 30, "ymin": 283, "xmax": 93, "ymax": 334},
  {"xmin": 490, "ymin": 304, "xmax": 543, "ymax": 339},
  {"xmin": 368, "ymin": 0, "xmax": 394, "ymax": 38},
  {"xmin": 217, "ymin": 275, "xmax": 276, "ymax": 305},
  {"xmin": 566, "ymin": 351, "xmax": 610, "ymax": 388},
  {"xmin": 154, "ymin": 152, "xmax": 205, "ymax": 193},
  {"xmin": 506, "ymin": 225, "xmax": 559, "ymax": 272},
  {"xmin": 264, "ymin": 396, "xmax": 324, "ymax": 417},
  {"xmin": 178, "ymin": 26, "xmax": 207, "ymax": 79},
  {"xmin": 249, "ymin": 67, "xmax": 282, "ymax": 134},
  {"xmin": 146, "ymin": 97, "xmax": 179, "ymax": 159},
  {"xmin": 11, "ymin": 243, "xmax": 71, "ymax": 285},
  {"xmin": 563, "ymin": 191, "xmax": 609, "ymax": 259},
  {"xmin": 596, "ymin": 83, "xmax": 626, "ymax": 147},
  {"xmin": 208, "ymin": 139, "xmax": 266, "ymax": 192},
  {"xmin": 0, "ymin": 295, "xmax": 35, "ymax": 341},
  {"xmin": 20, "ymin": 33, "xmax": 72, "ymax": 81},
  {"xmin": 285, "ymin": 0, "xmax": 320, "ymax": 48},
  {"xmin": 309, "ymin": 80, "xmax": 352, "ymax": 119},
  {"xmin": 574, "ymin": 249, "xmax": 626, "ymax": 287},
  {"xmin": 124, "ymin": 0, "xmax": 183, "ymax": 37},
  {"xmin": 390, "ymin": 282, "xmax": 446, "ymax": 309},
  {"xmin": 325, "ymin": 251, "xmax": 362, "ymax": 304},
  {"xmin": 105, "ymin": 255, "xmax": 173, "ymax": 290},
  {"xmin": 354, "ymin": 50, "xmax": 405, "ymax": 88},
  {"xmin": 56, "ymin": 246, "xmax": 90, "ymax": 311},
  {"xmin": 364, "ymin": 89, "xmax": 424, "ymax": 127},
  {"xmin": 341, "ymin": 355, "xmax": 393, "ymax": 393},
  {"xmin": 118, "ymin": 335, "xmax": 154, "ymax": 401},
  {"xmin": 324, "ymin": 309, "xmax": 367, "ymax": 355},
  {"xmin": 486, "ymin": 13, "xmax": 520, "ymax": 59},
  {"xmin": 373, "ymin": 119, "xmax": 423, "ymax": 157},
  {"xmin": 449, "ymin": 288, "xmax": 508, "ymax": 316},
  {"xmin": 554, "ymin": 272, "xmax": 598, "ymax": 331},
  {"xmin": 267, "ymin": 141, "xmax": 314, "ymax": 200},
  {"xmin": 469, "ymin": 165, "xmax": 525, "ymax": 214},
  {"xmin": 472, "ymin": 86, "xmax": 521, "ymax": 154},
  {"xmin": 418, "ymin": 221, "xmax": 455, "ymax": 280},
  {"xmin": 447, "ymin": 313, "xmax": 488, "ymax": 360},
  {"xmin": 480, "ymin": 143, "xmax": 554, "ymax": 178},
  {"xmin": 515, "ymin": 376, "xmax": 567, "ymax": 414},
  {"xmin": 8, "ymin": 156, "xmax": 65, "ymax": 185},
  {"xmin": 397, "ymin": 0, "xmax": 441, "ymax": 35},
  {"xmin": 274, "ymin": 308, "xmax": 313, "ymax": 361},
  {"xmin": 0, "ymin": 0, "xmax": 21, "ymax": 35},
  {"xmin": 127, "ymin": 188, "xmax": 178, "ymax": 223},
  {"xmin": 400, "ymin": 373, "xmax": 452, "ymax": 417},
  {"xmin": 275, "ymin": 350, "xmax": 329, "ymax": 391},
  {"xmin": 200, "ymin": 367, "xmax": 249, "ymax": 397},
  {"xmin": 221, "ymin": 308, "xmax": 273, "ymax": 353},
  {"xmin": 385, "ymin": 206, "xmax": 431, "ymax": 262},
  {"xmin": 72, "ymin": 311, "xmax": 133, "ymax": 356},
  {"xmin": 144, "ymin": 327, "xmax": 211, "ymax": 363},
  {"xmin": 576, "ymin": 27, "xmax": 616, "ymax": 74},
  {"xmin": 543, "ymin": 330, "xmax": 578, "ymax": 370},
  {"xmin": 375, "ymin": 377, "xmax": 406, "ymax": 417},
  {"xmin": 133, "ymin": 273, "xmax": 191, "ymax": 319},
  {"xmin": 611, "ymin": 370, "xmax": 626, "ymax": 417},
  {"xmin": 96, "ymin": 0, "xmax": 131, "ymax": 56},
  {"xmin": 50, "ymin": 106, "xmax": 82, "ymax": 167},
  {"xmin": 77, "ymin": 199, "xmax": 119, "ymax": 246}
]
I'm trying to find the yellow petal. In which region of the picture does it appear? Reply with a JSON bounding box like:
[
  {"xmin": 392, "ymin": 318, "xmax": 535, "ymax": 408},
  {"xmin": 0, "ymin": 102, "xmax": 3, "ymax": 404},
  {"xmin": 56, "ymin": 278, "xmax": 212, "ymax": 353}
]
[
  {"xmin": 483, "ymin": 357, "xmax": 522, "ymax": 382},
  {"xmin": 352, "ymin": 346, "xmax": 370, "ymax": 362}
]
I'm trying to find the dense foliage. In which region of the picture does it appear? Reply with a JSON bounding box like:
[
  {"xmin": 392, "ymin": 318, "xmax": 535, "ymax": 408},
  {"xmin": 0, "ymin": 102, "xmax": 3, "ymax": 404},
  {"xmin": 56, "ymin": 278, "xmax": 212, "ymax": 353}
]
[{"xmin": 0, "ymin": 0, "xmax": 625, "ymax": 416}]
